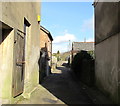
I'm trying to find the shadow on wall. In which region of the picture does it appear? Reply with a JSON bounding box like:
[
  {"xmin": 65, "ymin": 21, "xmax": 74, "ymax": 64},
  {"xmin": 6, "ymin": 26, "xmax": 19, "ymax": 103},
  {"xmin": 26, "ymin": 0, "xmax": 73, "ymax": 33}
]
[
  {"xmin": 71, "ymin": 50, "xmax": 95, "ymax": 86},
  {"xmin": 0, "ymin": 21, "xmax": 13, "ymax": 45},
  {"xmin": 38, "ymin": 47, "xmax": 51, "ymax": 84}
]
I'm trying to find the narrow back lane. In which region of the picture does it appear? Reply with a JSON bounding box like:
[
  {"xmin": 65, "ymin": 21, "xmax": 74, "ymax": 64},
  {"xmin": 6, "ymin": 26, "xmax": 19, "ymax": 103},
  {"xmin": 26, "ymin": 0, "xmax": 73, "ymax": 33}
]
[{"xmin": 41, "ymin": 65, "xmax": 93, "ymax": 104}]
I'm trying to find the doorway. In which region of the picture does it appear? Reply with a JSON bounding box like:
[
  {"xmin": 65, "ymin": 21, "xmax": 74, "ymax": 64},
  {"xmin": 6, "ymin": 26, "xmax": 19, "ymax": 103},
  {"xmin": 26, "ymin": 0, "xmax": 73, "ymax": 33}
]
[
  {"xmin": 12, "ymin": 29, "xmax": 25, "ymax": 97},
  {"xmin": 12, "ymin": 18, "xmax": 30, "ymax": 97}
]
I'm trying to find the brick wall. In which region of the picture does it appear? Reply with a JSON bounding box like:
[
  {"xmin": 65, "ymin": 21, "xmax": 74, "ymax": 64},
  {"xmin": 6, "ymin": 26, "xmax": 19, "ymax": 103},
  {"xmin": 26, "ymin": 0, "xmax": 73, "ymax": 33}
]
[{"xmin": 40, "ymin": 29, "xmax": 52, "ymax": 65}]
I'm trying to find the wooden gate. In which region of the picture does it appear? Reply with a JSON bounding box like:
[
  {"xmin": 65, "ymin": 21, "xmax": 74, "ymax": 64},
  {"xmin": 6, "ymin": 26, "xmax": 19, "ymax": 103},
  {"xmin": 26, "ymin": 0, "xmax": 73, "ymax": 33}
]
[{"xmin": 12, "ymin": 29, "xmax": 25, "ymax": 97}]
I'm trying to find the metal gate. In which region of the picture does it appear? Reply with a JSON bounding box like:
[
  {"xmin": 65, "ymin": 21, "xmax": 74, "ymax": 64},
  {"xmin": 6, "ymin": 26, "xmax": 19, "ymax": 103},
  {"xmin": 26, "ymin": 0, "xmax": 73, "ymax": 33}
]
[{"xmin": 12, "ymin": 29, "xmax": 25, "ymax": 97}]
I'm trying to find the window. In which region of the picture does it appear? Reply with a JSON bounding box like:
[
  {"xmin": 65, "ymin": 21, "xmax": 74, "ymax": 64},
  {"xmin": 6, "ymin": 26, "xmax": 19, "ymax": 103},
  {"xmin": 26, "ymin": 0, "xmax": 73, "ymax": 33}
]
[{"xmin": 0, "ymin": 21, "xmax": 13, "ymax": 44}]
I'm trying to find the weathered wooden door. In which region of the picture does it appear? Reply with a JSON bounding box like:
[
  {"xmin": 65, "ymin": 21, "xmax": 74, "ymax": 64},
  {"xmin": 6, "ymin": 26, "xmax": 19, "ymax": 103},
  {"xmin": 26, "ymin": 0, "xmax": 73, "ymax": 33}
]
[{"xmin": 12, "ymin": 29, "xmax": 25, "ymax": 97}]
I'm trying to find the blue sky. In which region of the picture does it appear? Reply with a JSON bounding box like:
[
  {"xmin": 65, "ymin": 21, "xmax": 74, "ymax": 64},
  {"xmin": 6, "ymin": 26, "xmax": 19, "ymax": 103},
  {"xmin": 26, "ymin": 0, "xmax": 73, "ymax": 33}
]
[{"xmin": 41, "ymin": 2, "xmax": 94, "ymax": 53}]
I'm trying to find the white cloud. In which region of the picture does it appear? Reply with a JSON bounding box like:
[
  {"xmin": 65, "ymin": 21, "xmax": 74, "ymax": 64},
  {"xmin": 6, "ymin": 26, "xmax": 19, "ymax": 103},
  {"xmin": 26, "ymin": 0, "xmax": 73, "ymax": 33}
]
[
  {"xmin": 53, "ymin": 44, "xmax": 68, "ymax": 53},
  {"xmin": 81, "ymin": 16, "xmax": 94, "ymax": 32},
  {"xmin": 52, "ymin": 33, "xmax": 76, "ymax": 53},
  {"xmin": 53, "ymin": 33, "xmax": 76, "ymax": 44}
]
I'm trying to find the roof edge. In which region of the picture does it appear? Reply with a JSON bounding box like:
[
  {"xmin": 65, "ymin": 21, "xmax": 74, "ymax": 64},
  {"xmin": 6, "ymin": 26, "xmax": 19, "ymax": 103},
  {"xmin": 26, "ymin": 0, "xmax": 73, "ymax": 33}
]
[
  {"xmin": 73, "ymin": 42, "xmax": 95, "ymax": 43},
  {"xmin": 40, "ymin": 25, "xmax": 53, "ymax": 41}
]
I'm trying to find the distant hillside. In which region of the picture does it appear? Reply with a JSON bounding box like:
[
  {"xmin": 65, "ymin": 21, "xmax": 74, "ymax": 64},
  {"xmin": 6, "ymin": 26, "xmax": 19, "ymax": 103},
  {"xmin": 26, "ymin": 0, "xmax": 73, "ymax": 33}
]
[{"xmin": 52, "ymin": 51, "xmax": 71, "ymax": 61}]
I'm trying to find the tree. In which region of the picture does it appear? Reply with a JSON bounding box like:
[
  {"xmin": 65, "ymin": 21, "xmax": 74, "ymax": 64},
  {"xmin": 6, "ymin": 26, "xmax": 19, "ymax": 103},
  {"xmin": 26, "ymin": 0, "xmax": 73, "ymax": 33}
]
[
  {"xmin": 57, "ymin": 50, "xmax": 60, "ymax": 61},
  {"xmin": 57, "ymin": 50, "xmax": 60, "ymax": 54}
]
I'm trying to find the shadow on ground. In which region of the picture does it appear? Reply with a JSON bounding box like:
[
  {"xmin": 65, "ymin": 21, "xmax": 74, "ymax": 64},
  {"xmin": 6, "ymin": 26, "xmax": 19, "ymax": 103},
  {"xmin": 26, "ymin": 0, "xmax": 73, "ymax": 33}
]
[
  {"xmin": 41, "ymin": 65, "xmax": 93, "ymax": 105},
  {"xmin": 56, "ymin": 66, "xmax": 67, "ymax": 72}
]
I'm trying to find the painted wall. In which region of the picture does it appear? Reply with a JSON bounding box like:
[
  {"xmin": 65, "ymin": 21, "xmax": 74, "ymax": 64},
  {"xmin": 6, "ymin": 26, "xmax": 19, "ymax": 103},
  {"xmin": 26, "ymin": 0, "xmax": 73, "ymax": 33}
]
[
  {"xmin": 0, "ymin": 2, "xmax": 40, "ymax": 104},
  {"xmin": 94, "ymin": 1, "xmax": 119, "ymax": 103}
]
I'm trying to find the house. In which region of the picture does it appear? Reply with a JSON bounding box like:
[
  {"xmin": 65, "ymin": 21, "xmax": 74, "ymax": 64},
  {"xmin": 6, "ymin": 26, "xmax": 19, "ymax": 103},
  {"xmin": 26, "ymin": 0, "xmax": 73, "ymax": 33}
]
[
  {"xmin": 39, "ymin": 26, "xmax": 53, "ymax": 83},
  {"xmin": 0, "ymin": 2, "xmax": 40, "ymax": 104},
  {"xmin": 71, "ymin": 42, "xmax": 94, "ymax": 61},
  {"xmin": 94, "ymin": 0, "xmax": 119, "ymax": 103}
]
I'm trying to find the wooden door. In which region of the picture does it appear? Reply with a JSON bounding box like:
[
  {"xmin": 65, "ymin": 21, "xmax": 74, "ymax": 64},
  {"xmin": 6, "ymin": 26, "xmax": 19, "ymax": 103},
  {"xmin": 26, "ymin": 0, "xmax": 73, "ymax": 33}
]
[{"xmin": 12, "ymin": 29, "xmax": 25, "ymax": 97}]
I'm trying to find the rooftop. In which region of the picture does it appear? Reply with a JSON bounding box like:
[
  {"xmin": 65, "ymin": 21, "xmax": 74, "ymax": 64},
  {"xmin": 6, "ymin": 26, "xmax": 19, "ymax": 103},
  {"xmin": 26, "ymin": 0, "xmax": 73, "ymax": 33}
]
[
  {"xmin": 72, "ymin": 42, "xmax": 94, "ymax": 51},
  {"xmin": 40, "ymin": 25, "xmax": 53, "ymax": 41}
]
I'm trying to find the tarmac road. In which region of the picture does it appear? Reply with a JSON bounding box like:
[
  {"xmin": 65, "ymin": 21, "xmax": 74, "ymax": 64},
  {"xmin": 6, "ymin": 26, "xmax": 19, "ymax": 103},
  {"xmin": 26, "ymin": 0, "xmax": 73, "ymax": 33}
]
[{"xmin": 42, "ymin": 66, "xmax": 94, "ymax": 105}]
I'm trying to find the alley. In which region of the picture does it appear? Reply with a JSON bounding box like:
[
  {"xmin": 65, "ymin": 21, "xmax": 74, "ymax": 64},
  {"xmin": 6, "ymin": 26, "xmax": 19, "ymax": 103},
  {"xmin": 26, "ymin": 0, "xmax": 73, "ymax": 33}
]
[
  {"xmin": 0, "ymin": 1, "xmax": 119, "ymax": 104},
  {"xmin": 41, "ymin": 63, "xmax": 94, "ymax": 104}
]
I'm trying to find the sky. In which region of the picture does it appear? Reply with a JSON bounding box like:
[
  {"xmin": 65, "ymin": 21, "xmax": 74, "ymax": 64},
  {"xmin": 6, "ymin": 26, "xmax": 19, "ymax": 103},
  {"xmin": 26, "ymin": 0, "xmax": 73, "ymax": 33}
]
[{"xmin": 41, "ymin": 2, "xmax": 94, "ymax": 53}]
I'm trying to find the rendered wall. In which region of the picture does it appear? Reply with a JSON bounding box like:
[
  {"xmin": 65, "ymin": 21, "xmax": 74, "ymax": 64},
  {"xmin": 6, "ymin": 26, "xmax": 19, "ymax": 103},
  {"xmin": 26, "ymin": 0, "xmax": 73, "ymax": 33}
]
[
  {"xmin": 0, "ymin": 30, "xmax": 14, "ymax": 103},
  {"xmin": 0, "ymin": 2, "xmax": 40, "ymax": 103},
  {"xmin": 95, "ymin": 1, "xmax": 119, "ymax": 103},
  {"xmin": 95, "ymin": 34, "xmax": 118, "ymax": 103}
]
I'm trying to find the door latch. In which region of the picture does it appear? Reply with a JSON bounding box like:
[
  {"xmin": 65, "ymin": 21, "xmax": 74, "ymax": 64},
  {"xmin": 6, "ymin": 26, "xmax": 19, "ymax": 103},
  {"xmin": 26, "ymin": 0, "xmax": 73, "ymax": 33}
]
[{"xmin": 16, "ymin": 60, "xmax": 25, "ymax": 66}]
